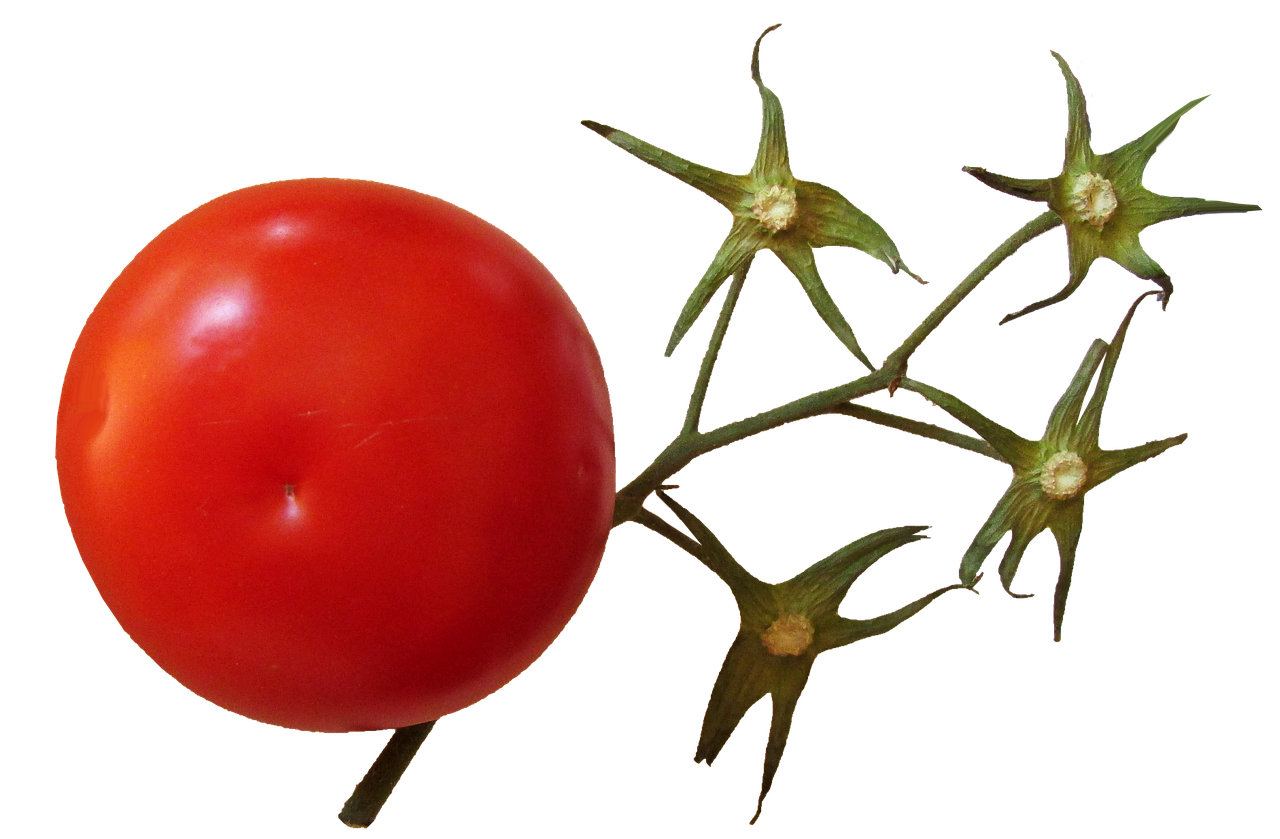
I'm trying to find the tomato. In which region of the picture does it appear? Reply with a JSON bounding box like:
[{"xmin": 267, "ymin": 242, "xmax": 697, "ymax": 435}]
[{"xmin": 56, "ymin": 179, "xmax": 615, "ymax": 733}]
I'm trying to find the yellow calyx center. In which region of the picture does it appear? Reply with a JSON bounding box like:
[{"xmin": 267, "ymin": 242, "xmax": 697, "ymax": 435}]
[
  {"xmin": 751, "ymin": 184, "xmax": 799, "ymax": 232},
  {"xmin": 1040, "ymin": 451, "xmax": 1087, "ymax": 500},
  {"xmin": 761, "ymin": 614, "xmax": 815, "ymax": 656},
  {"xmin": 1066, "ymin": 172, "xmax": 1118, "ymax": 229}
]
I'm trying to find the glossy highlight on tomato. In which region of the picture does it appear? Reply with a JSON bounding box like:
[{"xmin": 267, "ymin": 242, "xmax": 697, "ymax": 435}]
[{"xmin": 57, "ymin": 179, "xmax": 615, "ymax": 733}]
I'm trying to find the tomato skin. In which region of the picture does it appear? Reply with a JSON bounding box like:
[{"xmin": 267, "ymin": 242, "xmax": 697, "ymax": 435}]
[{"xmin": 57, "ymin": 179, "xmax": 614, "ymax": 733}]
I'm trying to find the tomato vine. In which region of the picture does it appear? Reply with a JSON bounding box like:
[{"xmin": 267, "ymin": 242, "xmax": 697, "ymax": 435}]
[{"xmin": 55, "ymin": 21, "xmax": 1254, "ymax": 835}]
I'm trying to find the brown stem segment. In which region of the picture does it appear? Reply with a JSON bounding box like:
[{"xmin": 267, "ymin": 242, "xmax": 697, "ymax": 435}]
[{"xmin": 339, "ymin": 720, "xmax": 436, "ymax": 828}]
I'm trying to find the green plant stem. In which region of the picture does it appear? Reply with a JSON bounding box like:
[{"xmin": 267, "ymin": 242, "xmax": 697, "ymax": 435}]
[
  {"xmin": 683, "ymin": 265, "xmax": 749, "ymax": 436},
  {"xmin": 825, "ymin": 403, "xmax": 1004, "ymax": 462},
  {"xmin": 613, "ymin": 211, "xmax": 1060, "ymax": 527},
  {"xmin": 338, "ymin": 720, "xmax": 436, "ymax": 828},
  {"xmin": 881, "ymin": 211, "xmax": 1061, "ymax": 378},
  {"xmin": 613, "ymin": 367, "xmax": 892, "ymax": 525},
  {"xmin": 633, "ymin": 506, "xmax": 705, "ymax": 559}
]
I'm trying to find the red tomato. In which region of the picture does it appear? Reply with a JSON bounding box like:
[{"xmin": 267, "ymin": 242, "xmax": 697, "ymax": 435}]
[{"xmin": 57, "ymin": 179, "xmax": 614, "ymax": 733}]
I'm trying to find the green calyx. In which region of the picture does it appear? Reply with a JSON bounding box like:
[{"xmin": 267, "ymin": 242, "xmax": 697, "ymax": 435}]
[
  {"xmin": 656, "ymin": 491, "xmax": 967, "ymax": 823},
  {"xmin": 964, "ymin": 52, "xmax": 1260, "ymax": 324},
  {"xmin": 900, "ymin": 292, "xmax": 1186, "ymax": 641},
  {"xmin": 583, "ymin": 24, "xmax": 920, "ymax": 370}
]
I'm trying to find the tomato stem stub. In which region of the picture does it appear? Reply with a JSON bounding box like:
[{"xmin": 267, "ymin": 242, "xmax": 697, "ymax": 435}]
[{"xmin": 339, "ymin": 721, "xmax": 436, "ymax": 828}]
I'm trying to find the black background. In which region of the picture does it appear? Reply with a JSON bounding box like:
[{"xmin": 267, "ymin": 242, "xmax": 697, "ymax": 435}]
[{"xmin": 42, "ymin": 16, "xmax": 1259, "ymax": 835}]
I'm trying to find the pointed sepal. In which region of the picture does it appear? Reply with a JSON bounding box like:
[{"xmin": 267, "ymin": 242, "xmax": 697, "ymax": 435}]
[
  {"xmin": 583, "ymin": 26, "xmax": 924, "ymax": 359},
  {"xmin": 962, "ymin": 52, "xmax": 1260, "ymax": 323},
  {"xmin": 665, "ymin": 217, "xmax": 769, "ymax": 356},
  {"xmin": 656, "ymin": 492, "xmax": 963, "ymax": 820},
  {"xmin": 962, "ymin": 167, "xmax": 1053, "ymax": 202},
  {"xmin": 917, "ymin": 295, "xmax": 1186, "ymax": 637},
  {"xmin": 580, "ymin": 120, "xmax": 748, "ymax": 209}
]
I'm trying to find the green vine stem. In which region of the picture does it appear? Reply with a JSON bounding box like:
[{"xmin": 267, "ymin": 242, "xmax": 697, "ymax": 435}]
[
  {"xmin": 880, "ymin": 211, "xmax": 1061, "ymax": 379},
  {"xmin": 683, "ymin": 262, "xmax": 750, "ymax": 436},
  {"xmin": 614, "ymin": 210, "xmax": 1062, "ymax": 527},
  {"xmin": 824, "ymin": 403, "xmax": 1003, "ymax": 461},
  {"xmin": 338, "ymin": 720, "xmax": 436, "ymax": 828}
]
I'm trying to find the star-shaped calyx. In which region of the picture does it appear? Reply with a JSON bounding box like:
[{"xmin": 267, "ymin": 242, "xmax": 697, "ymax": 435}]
[
  {"xmin": 584, "ymin": 24, "xmax": 920, "ymax": 370},
  {"xmin": 964, "ymin": 53, "xmax": 1260, "ymax": 324},
  {"xmin": 901, "ymin": 292, "xmax": 1184, "ymax": 641},
  {"xmin": 656, "ymin": 491, "xmax": 966, "ymax": 823}
]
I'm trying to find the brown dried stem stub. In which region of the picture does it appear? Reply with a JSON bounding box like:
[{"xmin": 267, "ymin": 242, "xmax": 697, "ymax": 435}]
[
  {"xmin": 761, "ymin": 614, "xmax": 814, "ymax": 656},
  {"xmin": 1039, "ymin": 451, "xmax": 1087, "ymax": 500}
]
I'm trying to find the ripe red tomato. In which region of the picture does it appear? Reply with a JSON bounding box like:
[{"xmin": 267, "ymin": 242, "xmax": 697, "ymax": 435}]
[{"xmin": 57, "ymin": 179, "xmax": 615, "ymax": 733}]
